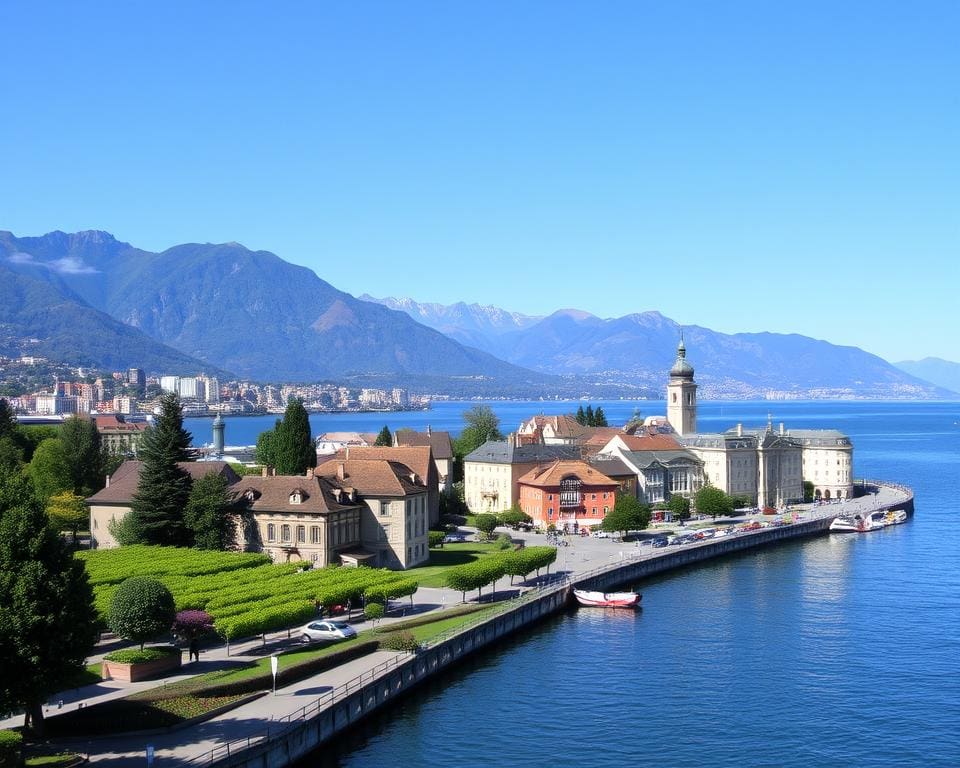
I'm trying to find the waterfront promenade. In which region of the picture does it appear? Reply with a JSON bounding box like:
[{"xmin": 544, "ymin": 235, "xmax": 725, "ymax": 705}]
[{"xmin": 20, "ymin": 483, "xmax": 912, "ymax": 767}]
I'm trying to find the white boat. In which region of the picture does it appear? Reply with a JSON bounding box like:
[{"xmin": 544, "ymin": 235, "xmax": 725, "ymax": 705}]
[
  {"xmin": 573, "ymin": 589, "xmax": 641, "ymax": 608},
  {"xmin": 829, "ymin": 515, "xmax": 865, "ymax": 532}
]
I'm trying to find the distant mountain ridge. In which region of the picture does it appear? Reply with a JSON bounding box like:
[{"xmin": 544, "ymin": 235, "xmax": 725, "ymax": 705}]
[
  {"xmin": 0, "ymin": 230, "xmax": 558, "ymax": 392},
  {"xmin": 366, "ymin": 295, "xmax": 952, "ymax": 399},
  {"xmin": 894, "ymin": 358, "xmax": 960, "ymax": 396}
]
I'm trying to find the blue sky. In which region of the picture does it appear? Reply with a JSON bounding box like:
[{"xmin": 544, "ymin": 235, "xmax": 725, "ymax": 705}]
[{"xmin": 1, "ymin": 2, "xmax": 957, "ymax": 362}]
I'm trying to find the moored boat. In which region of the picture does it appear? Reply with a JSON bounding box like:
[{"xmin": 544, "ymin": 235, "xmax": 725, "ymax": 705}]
[
  {"xmin": 573, "ymin": 589, "xmax": 641, "ymax": 608},
  {"xmin": 829, "ymin": 515, "xmax": 865, "ymax": 532}
]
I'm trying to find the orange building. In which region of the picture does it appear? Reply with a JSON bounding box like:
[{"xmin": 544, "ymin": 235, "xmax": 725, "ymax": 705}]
[{"xmin": 517, "ymin": 459, "xmax": 618, "ymax": 532}]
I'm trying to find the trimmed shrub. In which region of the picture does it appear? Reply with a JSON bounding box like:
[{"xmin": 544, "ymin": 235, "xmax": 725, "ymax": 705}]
[
  {"xmin": 379, "ymin": 630, "xmax": 419, "ymax": 652},
  {"xmin": 428, "ymin": 530, "xmax": 446, "ymax": 548},
  {"xmin": 0, "ymin": 730, "xmax": 23, "ymax": 768},
  {"xmin": 103, "ymin": 646, "xmax": 178, "ymax": 664},
  {"xmin": 109, "ymin": 577, "xmax": 176, "ymax": 650},
  {"xmin": 364, "ymin": 603, "xmax": 385, "ymax": 623},
  {"xmin": 494, "ymin": 533, "xmax": 513, "ymax": 550}
]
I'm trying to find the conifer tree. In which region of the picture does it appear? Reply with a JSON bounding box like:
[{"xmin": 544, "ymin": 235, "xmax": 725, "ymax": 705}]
[
  {"xmin": 575, "ymin": 405, "xmax": 586, "ymax": 425},
  {"xmin": 375, "ymin": 425, "xmax": 393, "ymax": 446},
  {"xmin": 594, "ymin": 407, "xmax": 608, "ymax": 427},
  {"xmin": 0, "ymin": 472, "xmax": 97, "ymax": 734},
  {"xmin": 128, "ymin": 393, "xmax": 193, "ymax": 545},
  {"xmin": 585, "ymin": 405, "xmax": 595, "ymax": 427},
  {"xmin": 273, "ymin": 398, "xmax": 315, "ymax": 475}
]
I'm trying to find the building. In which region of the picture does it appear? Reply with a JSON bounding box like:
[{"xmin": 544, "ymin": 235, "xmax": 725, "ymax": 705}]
[
  {"xmin": 393, "ymin": 427, "xmax": 455, "ymax": 495},
  {"xmin": 463, "ymin": 441, "xmax": 582, "ymax": 513},
  {"xmin": 516, "ymin": 413, "xmax": 592, "ymax": 446},
  {"xmin": 597, "ymin": 431, "xmax": 704, "ymax": 505},
  {"xmin": 655, "ymin": 338, "xmax": 853, "ymax": 507},
  {"xmin": 86, "ymin": 461, "xmax": 240, "ymax": 549},
  {"xmin": 313, "ymin": 459, "xmax": 430, "ymax": 569},
  {"xmin": 112, "ymin": 395, "xmax": 138, "ymax": 415},
  {"xmin": 127, "ymin": 368, "xmax": 145, "ymax": 395},
  {"xmin": 331, "ymin": 445, "xmax": 440, "ymax": 526},
  {"xmin": 517, "ymin": 459, "xmax": 618, "ymax": 532},
  {"xmin": 94, "ymin": 414, "xmax": 150, "ymax": 456}
]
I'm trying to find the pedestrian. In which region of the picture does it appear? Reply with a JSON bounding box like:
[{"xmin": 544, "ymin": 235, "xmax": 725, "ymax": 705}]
[{"xmin": 189, "ymin": 638, "xmax": 199, "ymax": 663}]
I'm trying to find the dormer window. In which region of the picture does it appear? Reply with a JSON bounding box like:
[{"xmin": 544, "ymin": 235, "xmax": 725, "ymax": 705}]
[
  {"xmin": 290, "ymin": 490, "xmax": 303, "ymax": 505},
  {"xmin": 245, "ymin": 490, "xmax": 256, "ymax": 502}
]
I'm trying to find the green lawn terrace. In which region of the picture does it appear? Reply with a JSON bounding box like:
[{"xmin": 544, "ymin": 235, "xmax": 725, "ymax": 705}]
[{"xmin": 76, "ymin": 546, "xmax": 418, "ymax": 641}]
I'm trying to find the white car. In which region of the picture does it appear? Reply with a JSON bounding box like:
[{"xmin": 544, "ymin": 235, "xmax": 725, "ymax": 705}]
[
  {"xmin": 300, "ymin": 620, "xmax": 357, "ymax": 643},
  {"xmin": 592, "ymin": 530, "xmax": 611, "ymax": 538}
]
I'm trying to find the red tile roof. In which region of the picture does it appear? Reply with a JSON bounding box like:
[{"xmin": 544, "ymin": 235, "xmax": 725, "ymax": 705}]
[{"xmin": 517, "ymin": 460, "xmax": 618, "ymax": 489}]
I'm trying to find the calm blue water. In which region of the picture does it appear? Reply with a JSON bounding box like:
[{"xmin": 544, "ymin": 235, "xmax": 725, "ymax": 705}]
[{"xmin": 239, "ymin": 401, "xmax": 960, "ymax": 767}]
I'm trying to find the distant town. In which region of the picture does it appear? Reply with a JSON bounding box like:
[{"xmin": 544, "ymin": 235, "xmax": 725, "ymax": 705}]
[{"xmin": 0, "ymin": 355, "xmax": 428, "ymax": 419}]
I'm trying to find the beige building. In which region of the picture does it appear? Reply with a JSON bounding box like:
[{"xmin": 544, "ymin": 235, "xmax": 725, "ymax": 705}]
[
  {"xmin": 94, "ymin": 414, "xmax": 149, "ymax": 456},
  {"xmin": 314, "ymin": 459, "xmax": 429, "ymax": 569},
  {"xmin": 86, "ymin": 461, "xmax": 239, "ymax": 549},
  {"xmin": 795, "ymin": 430, "xmax": 854, "ymax": 501}
]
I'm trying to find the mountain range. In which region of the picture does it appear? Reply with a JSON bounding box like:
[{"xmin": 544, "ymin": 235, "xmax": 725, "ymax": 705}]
[
  {"xmin": 1, "ymin": 229, "xmax": 955, "ymax": 399},
  {"xmin": 894, "ymin": 358, "xmax": 960, "ymax": 396}
]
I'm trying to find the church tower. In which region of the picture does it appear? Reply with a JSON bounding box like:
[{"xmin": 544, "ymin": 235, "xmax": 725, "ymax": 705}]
[{"xmin": 666, "ymin": 335, "xmax": 697, "ymax": 436}]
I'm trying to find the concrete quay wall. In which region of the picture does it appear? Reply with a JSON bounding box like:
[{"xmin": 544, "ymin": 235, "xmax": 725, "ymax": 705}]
[{"xmin": 210, "ymin": 588, "xmax": 570, "ymax": 768}]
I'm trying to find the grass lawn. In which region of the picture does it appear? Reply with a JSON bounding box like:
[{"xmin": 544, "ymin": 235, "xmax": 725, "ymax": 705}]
[
  {"xmin": 409, "ymin": 542, "xmax": 507, "ymax": 588},
  {"xmin": 406, "ymin": 607, "xmax": 500, "ymax": 643},
  {"xmin": 25, "ymin": 754, "xmax": 82, "ymax": 767}
]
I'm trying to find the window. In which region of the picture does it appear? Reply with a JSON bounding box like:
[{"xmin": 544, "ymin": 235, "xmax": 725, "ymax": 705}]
[
  {"xmin": 310, "ymin": 526, "xmax": 320, "ymax": 544},
  {"xmin": 603, "ymin": 506, "xmax": 609, "ymax": 514},
  {"xmin": 267, "ymin": 523, "xmax": 276, "ymax": 542},
  {"xmin": 281, "ymin": 524, "xmax": 291, "ymax": 543},
  {"xmin": 297, "ymin": 525, "xmax": 306, "ymax": 543},
  {"xmin": 592, "ymin": 507, "xmax": 597, "ymax": 515},
  {"xmin": 548, "ymin": 508, "xmax": 554, "ymax": 518},
  {"xmin": 591, "ymin": 493, "xmax": 596, "ymax": 500}
]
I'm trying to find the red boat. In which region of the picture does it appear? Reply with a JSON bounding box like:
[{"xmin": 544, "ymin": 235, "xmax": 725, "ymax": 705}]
[{"xmin": 573, "ymin": 589, "xmax": 641, "ymax": 608}]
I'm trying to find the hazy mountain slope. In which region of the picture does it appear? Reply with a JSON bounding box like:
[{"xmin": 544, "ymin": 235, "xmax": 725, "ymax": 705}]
[
  {"xmin": 362, "ymin": 297, "xmax": 949, "ymax": 399},
  {"xmin": 0, "ymin": 261, "xmax": 226, "ymax": 375},
  {"xmin": 894, "ymin": 358, "xmax": 960, "ymax": 395},
  {"xmin": 0, "ymin": 231, "xmax": 552, "ymax": 385},
  {"xmin": 360, "ymin": 295, "xmax": 543, "ymax": 355}
]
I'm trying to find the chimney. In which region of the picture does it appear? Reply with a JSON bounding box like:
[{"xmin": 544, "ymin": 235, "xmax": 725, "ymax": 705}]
[
  {"xmin": 337, "ymin": 462, "xmax": 345, "ymax": 481},
  {"xmin": 779, "ymin": 422, "xmax": 785, "ymax": 436},
  {"xmin": 427, "ymin": 424, "xmax": 432, "ymax": 435},
  {"xmin": 105, "ymin": 473, "xmax": 110, "ymax": 488},
  {"xmin": 737, "ymin": 423, "xmax": 743, "ymax": 437},
  {"xmin": 305, "ymin": 467, "xmax": 314, "ymax": 479}
]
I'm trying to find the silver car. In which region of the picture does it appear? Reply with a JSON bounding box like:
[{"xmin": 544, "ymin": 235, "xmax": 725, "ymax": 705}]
[{"xmin": 300, "ymin": 620, "xmax": 357, "ymax": 643}]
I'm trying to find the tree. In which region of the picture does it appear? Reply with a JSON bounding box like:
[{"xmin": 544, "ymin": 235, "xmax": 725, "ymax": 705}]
[
  {"xmin": 47, "ymin": 491, "xmax": 89, "ymax": 542},
  {"xmin": 474, "ymin": 513, "xmax": 499, "ymax": 539},
  {"xmin": 585, "ymin": 405, "xmax": 595, "ymax": 427},
  {"xmin": 128, "ymin": 394, "xmax": 193, "ymax": 545},
  {"xmin": 375, "ymin": 425, "xmax": 393, "ymax": 447},
  {"xmin": 109, "ymin": 576, "xmax": 176, "ymax": 650},
  {"xmin": 803, "ymin": 480, "xmax": 815, "ymax": 503},
  {"xmin": 0, "ymin": 472, "xmax": 97, "ymax": 734},
  {"xmin": 575, "ymin": 405, "xmax": 586, "ymax": 425},
  {"xmin": 255, "ymin": 421, "xmax": 281, "ymax": 467},
  {"xmin": 668, "ymin": 494, "xmax": 691, "ymax": 521},
  {"xmin": 184, "ymin": 472, "xmax": 233, "ymax": 550},
  {"xmin": 60, "ymin": 416, "xmax": 102, "ymax": 496},
  {"xmin": 694, "ymin": 486, "xmax": 736, "ymax": 518},
  {"xmin": 26, "ymin": 438, "xmax": 71, "ymax": 503},
  {"xmin": 455, "ymin": 405, "xmax": 504, "ymax": 458},
  {"xmin": 364, "ymin": 602, "xmax": 384, "ymax": 626},
  {"xmin": 601, "ymin": 494, "xmax": 652, "ymax": 537},
  {"xmin": 265, "ymin": 398, "xmax": 315, "ymax": 475},
  {"xmin": 593, "ymin": 407, "xmax": 608, "ymax": 427},
  {"xmin": 172, "ymin": 610, "xmax": 214, "ymax": 642},
  {"xmin": 497, "ymin": 505, "xmax": 532, "ymax": 528}
]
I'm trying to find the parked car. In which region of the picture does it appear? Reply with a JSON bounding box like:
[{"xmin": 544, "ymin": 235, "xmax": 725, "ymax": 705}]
[
  {"xmin": 593, "ymin": 530, "xmax": 611, "ymax": 538},
  {"xmin": 651, "ymin": 537, "xmax": 668, "ymax": 548},
  {"xmin": 300, "ymin": 620, "xmax": 357, "ymax": 644}
]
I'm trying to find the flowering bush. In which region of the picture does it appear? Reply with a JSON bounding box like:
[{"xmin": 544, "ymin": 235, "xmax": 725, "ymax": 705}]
[{"xmin": 173, "ymin": 610, "xmax": 214, "ymax": 640}]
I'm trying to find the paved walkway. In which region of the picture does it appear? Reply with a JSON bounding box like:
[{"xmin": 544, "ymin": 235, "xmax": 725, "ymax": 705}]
[{"xmin": 18, "ymin": 484, "xmax": 911, "ymax": 764}]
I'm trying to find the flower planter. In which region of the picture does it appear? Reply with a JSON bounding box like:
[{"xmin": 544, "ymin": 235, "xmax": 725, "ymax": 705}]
[{"xmin": 102, "ymin": 651, "xmax": 182, "ymax": 682}]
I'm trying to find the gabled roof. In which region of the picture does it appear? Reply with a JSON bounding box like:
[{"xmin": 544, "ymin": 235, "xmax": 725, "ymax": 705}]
[
  {"xmin": 337, "ymin": 445, "xmax": 436, "ymax": 483},
  {"xmin": 616, "ymin": 432, "xmax": 682, "ymax": 451},
  {"xmin": 517, "ymin": 460, "xmax": 618, "ymax": 488},
  {"xmin": 232, "ymin": 474, "xmax": 361, "ymax": 514},
  {"xmin": 587, "ymin": 455, "xmax": 635, "ymax": 478},
  {"xmin": 393, "ymin": 429, "xmax": 454, "ymax": 460},
  {"xmin": 86, "ymin": 460, "xmax": 239, "ymax": 504},
  {"xmin": 314, "ymin": 459, "xmax": 427, "ymax": 497}
]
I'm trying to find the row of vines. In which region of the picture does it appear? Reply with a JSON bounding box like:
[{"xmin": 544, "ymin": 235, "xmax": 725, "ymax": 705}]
[{"xmin": 77, "ymin": 546, "xmax": 419, "ymax": 640}]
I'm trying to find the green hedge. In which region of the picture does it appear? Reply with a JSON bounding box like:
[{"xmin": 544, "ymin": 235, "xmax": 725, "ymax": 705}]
[
  {"xmin": 0, "ymin": 730, "xmax": 22, "ymax": 768},
  {"xmin": 103, "ymin": 646, "xmax": 179, "ymax": 664}
]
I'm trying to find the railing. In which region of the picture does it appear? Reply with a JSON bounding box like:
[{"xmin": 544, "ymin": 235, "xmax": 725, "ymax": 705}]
[{"xmin": 185, "ymin": 653, "xmax": 412, "ymax": 766}]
